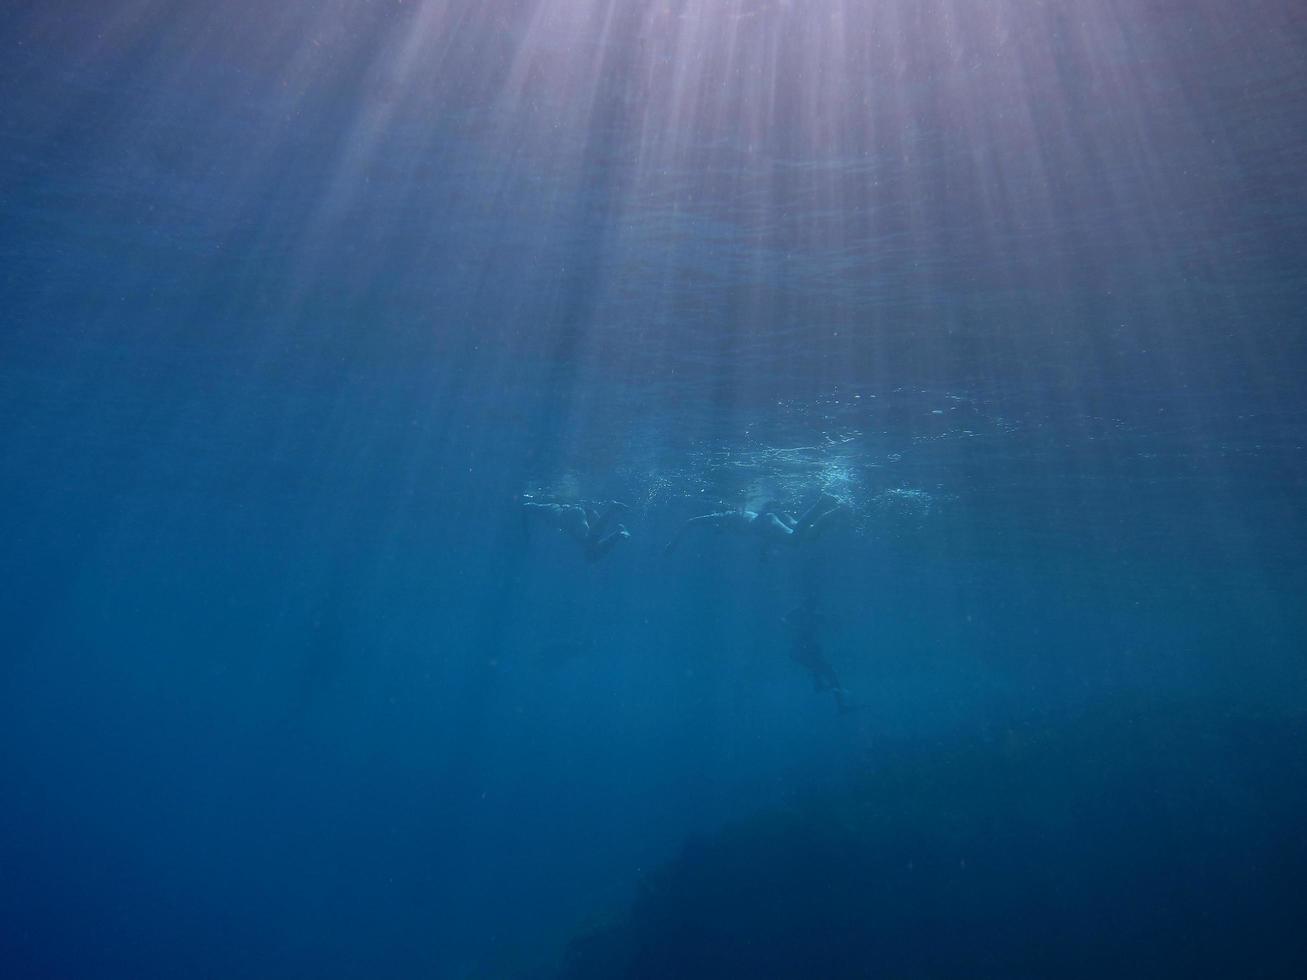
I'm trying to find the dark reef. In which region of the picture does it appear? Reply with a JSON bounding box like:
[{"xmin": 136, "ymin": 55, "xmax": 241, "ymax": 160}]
[{"xmin": 555, "ymin": 701, "xmax": 1307, "ymax": 979}]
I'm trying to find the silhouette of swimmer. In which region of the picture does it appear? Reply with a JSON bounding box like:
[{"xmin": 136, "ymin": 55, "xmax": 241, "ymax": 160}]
[
  {"xmin": 522, "ymin": 499, "xmax": 631, "ymax": 562},
  {"xmin": 663, "ymin": 494, "xmax": 846, "ymax": 556},
  {"xmin": 782, "ymin": 596, "xmax": 856, "ymax": 714}
]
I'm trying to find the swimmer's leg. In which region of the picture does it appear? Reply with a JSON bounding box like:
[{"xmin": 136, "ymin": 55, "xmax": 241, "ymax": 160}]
[
  {"xmin": 757, "ymin": 501, "xmax": 797, "ymax": 527},
  {"xmin": 804, "ymin": 503, "xmax": 849, "ymax": 542},
  {"xmin": 832, "ymin": 688, "xmax": 858, "ymax": 715},
  {"xmin": 589, "ymin": 501, "xmax": 630, "ymax": 538},
  {"xmin": 796, "ymin": 495, "xmax": 847, "ymax": 541},
  {"xmin": 586, "ymin": 524, "xmax": 630, "ymax": 562},
  {"xmin": 760, "ymin": 512, "xmax": 795, "ymax": 541},
  {"xmin": 560, "ymin": 505, "xmax": 592, "ymax": 545},
  {"xmin": 795, "ymin": 494, "xmax": 841, "ymax": 532}
]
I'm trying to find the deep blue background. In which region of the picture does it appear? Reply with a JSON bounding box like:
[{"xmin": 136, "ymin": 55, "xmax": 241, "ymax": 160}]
[{"xmin": 2, "ymin": 2, "xmax": 1305, "ymax": 976}]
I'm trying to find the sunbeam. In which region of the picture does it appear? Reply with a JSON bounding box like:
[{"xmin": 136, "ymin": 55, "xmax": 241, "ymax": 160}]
[{"xmin": 2, "ymin": 1, "xmax": 1305, "ymax": 976}]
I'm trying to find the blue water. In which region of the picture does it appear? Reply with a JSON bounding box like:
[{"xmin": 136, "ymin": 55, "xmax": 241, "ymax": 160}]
[{"xmin": 2, "ymin": 2, "xmax": 1305, "ymax": 977}]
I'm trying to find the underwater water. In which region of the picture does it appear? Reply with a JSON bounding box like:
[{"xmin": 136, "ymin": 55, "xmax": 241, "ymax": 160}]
[{"xmin": 2, "ymin": 1, "xmax": 1306, "ymax": 977}]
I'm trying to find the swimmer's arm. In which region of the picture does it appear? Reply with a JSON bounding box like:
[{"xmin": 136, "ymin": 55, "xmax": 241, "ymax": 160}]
[{"xmin": 663, "ymin": 514, "xmax": 720, "ymax": 555}]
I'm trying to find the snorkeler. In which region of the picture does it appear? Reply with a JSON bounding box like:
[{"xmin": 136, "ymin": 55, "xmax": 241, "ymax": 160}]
[
  {"xmin": 782, "ymin": 595, "xmax": 856, "ymax": 715},
  {"xmin": 522, "ymin": 498, "xmax": 631, "ymax": 562},
  {"xmin": 662, "ymin": 494, "xmax": 846, "ymax": 556}
]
